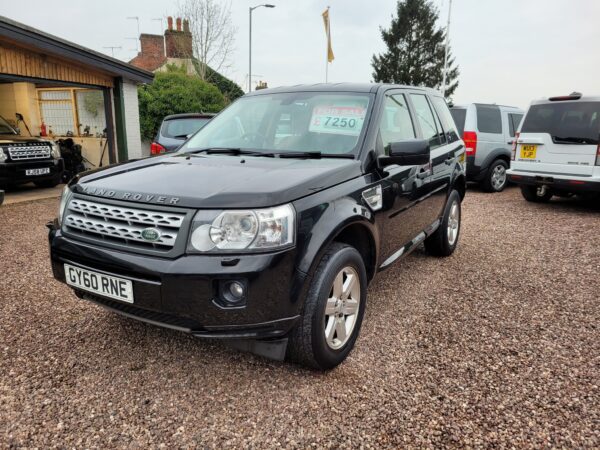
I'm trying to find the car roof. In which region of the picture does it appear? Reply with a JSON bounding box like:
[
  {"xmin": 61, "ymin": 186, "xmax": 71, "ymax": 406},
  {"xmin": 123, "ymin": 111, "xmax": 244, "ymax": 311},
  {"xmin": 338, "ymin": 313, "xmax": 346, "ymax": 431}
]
[
  {"xmin": 163, "ymin": 113, "xmax": 216, "ymax": 121},
  {"xmin": 451, "ymin": 103, "xmax": 523, "ymax": 112},
  {"xmin": 245, "ymin": 82, "xmax": 442, "ymax": 96},
  {"xmin": 530, "ymin": 95, "xmax": 600, "ymax": 105}
]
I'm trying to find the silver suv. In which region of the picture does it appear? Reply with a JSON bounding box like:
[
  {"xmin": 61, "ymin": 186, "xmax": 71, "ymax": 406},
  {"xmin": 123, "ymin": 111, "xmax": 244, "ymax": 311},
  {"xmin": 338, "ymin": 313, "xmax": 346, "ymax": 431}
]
[{"xmin": 451, "ymin": 103, "xmax": 524, "ymax": 192}]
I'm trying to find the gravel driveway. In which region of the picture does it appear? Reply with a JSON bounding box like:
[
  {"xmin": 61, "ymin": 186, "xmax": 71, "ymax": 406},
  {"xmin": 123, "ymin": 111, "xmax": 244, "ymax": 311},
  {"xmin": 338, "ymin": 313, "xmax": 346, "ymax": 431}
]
[{"xmin": 1, "ymin": 188, "xmax": 598, "ymax": 448}]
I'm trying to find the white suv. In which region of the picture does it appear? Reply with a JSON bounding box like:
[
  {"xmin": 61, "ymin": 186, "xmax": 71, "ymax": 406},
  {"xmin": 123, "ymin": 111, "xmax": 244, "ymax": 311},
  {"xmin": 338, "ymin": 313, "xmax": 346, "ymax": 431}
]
[{"xmin": 507, "ymin": 93, "xmax": 600, "ymax": 202}]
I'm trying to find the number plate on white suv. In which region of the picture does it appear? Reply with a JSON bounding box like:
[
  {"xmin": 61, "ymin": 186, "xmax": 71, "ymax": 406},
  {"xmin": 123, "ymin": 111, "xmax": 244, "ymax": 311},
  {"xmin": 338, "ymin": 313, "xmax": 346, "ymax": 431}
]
[{"xmin": 64, "ymin": 264, "xmax": 134, "ymax": 303}]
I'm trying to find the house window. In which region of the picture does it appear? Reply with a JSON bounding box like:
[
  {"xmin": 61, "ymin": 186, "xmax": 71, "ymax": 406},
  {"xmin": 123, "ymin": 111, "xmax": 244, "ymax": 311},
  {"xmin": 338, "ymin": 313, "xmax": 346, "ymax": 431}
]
[{"xmin": 38, "ymin": 88, "xmax": 106, "ymax": 137}]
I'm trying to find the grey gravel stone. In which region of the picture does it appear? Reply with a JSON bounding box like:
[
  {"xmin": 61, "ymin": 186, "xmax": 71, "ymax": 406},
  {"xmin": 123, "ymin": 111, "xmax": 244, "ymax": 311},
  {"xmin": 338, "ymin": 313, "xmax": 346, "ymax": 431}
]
[{"xmin": 0, "ymin": 187, "xmax": 598, "ymax": 448}]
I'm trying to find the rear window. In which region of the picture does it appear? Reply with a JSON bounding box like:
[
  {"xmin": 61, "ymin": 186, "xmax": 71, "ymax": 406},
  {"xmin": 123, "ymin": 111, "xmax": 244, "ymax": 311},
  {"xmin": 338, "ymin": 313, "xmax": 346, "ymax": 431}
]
[
  {"xmin": 161, "ymin": 117, "xmax": 211, "ymax": 138},
  {"xmin": 475, "ymin": 104, "xmax": 502, "ymax": 134},
  {"xmin": 450, "ymin": 108, "xmax": 466, "ymax": 136},
  {"xmin": 508, "ymin": 113, "xmax": 523, "ymax": 137},
  {"xmin": 521, "ymin": 102, "xmax": 600, "ymax": 145}
]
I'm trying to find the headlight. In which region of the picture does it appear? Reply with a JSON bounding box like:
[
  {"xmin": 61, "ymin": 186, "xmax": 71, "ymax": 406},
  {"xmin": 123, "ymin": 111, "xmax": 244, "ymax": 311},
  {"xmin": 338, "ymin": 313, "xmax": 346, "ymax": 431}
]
[
  {"xmin": 50, "ymin": 142, "xmax": 61, "ymax": 159},
  {"xmin": 0, "ymin": 148, "xmax": 6, "ymax": 163},
  {"xmin": 188, "ymin": 204, "xmax": 295, "ymax": 253},
  {"xmin": 57, "ymin": 185, "xmax": 72, "ymax": 226}
]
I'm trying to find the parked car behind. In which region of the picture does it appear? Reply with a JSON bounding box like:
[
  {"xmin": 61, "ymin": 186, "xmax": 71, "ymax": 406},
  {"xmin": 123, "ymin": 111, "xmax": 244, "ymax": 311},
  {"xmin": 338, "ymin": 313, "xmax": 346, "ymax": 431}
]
[
  {"xmin": 507, "ymin": 93, "xmax": 600, "ymax": 202},
  {"xmin": 151, "ymin": 113, "xmax": 215, "ymax": 155},
  {"xmin": 450, "ymin": 103, "xmax": 524, "ymax": 192},
  {"xmin": 0, "ymin": 115, "xmax": 64, "ymax": 189}
]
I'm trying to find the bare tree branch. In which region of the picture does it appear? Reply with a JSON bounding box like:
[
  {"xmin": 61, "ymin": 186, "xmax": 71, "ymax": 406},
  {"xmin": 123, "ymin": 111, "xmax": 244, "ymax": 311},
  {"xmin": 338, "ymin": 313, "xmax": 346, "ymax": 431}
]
[{"xmin": 177, "ymin": 0, "xmax": 235, "ymax": 80}]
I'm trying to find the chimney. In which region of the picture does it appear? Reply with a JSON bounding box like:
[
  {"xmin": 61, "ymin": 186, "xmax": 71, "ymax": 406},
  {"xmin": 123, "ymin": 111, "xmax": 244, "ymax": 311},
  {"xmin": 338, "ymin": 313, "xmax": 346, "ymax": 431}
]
[
  {"xmin": 165, "ymin": 17, "xmax": 193, "ymax": 59},
  {"xmin": 139, "ymin": 34, "xmax": 165, "ymax": 59}
]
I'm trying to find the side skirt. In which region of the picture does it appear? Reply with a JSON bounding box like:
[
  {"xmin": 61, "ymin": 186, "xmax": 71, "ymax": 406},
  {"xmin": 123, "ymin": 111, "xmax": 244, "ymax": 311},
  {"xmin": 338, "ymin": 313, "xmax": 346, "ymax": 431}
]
[{"xmin": 377, "ymin": 218, "xmax": 441, "ymax": 271}]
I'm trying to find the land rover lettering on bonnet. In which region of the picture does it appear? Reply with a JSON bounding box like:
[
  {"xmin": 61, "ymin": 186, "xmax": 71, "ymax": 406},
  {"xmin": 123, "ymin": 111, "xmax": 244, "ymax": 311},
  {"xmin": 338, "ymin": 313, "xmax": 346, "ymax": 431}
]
[{"xmin": 48, "ymin": 83, "xmax": 466, "ymax": 369}]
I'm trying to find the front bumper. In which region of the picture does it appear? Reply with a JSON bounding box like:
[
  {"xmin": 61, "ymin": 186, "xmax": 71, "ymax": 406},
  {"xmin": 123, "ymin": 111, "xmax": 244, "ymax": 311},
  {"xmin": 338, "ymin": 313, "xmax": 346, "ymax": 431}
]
[
  {"xmin": 0, "ymin": 158, "xmax": 64, "ymax": 186},
  {"xmin": 507, "ymin": 169, "xmax": 600, "ymax": 193},
  {"xmin": 49, "ymin": 225, "xmax": 305, "ymax": 339}
]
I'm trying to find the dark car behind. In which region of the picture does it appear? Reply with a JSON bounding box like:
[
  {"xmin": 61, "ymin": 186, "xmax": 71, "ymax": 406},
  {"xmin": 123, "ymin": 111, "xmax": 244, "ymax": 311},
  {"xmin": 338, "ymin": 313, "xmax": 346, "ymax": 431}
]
[{"xmin": 151, "ymin": 113, "xmax": 215, "ymax": 155}]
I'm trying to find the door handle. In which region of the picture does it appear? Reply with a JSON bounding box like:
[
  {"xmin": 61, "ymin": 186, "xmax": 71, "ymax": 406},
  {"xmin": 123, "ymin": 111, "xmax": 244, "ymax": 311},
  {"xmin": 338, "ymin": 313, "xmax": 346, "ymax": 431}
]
[
  {"xmin": 444, "ymin": 156, "xmax": 454, "ymax": 165},
  {"xmin": 416, "ymin": 169, "xmax": 430, "ymax": 179}
]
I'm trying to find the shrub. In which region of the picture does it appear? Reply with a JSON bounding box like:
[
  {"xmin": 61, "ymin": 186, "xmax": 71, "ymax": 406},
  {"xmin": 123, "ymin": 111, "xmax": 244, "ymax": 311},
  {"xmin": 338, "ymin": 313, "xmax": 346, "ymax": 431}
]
[{"xmin": 138, "ymin": 69, "xmax": 226, "ymax": 141}]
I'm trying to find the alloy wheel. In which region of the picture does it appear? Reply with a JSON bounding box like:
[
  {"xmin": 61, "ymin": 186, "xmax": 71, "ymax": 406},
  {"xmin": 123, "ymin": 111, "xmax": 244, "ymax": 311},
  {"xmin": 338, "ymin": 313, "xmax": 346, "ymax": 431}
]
[
  {"xmin": 447, "ymin": 201, "xmax": 460, "ymax": 246},
  {"xmin": 491, "ymin": 164, "xmax": 507, "ymax": 191},
  {"xmin": 324, "ymin": 266, "xmax": 360, "ymax": 350}
]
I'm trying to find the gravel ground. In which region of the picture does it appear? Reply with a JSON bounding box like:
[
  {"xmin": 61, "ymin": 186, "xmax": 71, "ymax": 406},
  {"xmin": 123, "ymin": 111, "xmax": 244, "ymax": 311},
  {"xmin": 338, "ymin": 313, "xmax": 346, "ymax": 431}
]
[{"xmin": 1, "ymin": 187, "xmax": 598, "ymax": 448}]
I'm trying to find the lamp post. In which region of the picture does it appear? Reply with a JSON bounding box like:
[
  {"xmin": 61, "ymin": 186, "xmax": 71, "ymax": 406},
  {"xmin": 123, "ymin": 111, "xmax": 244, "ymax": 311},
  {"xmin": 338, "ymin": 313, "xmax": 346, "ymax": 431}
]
[
  {"xmin": 441, "ymin": 0, "xmax": 453, "ymax": 97},
  {"xmin": 249, "ymin": 4, "xmax": 275, "ymax": 92}
]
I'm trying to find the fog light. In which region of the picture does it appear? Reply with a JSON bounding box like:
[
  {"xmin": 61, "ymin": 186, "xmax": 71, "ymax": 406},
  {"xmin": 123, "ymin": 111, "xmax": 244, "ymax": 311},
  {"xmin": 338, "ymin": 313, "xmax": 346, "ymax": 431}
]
[
  {"xmin": 229, "ymin": 281, "xmax": 245, "ymax": 299},
  {"xmin": 216, "ymin": 279, "xmax": 248, "ymax": 308}
]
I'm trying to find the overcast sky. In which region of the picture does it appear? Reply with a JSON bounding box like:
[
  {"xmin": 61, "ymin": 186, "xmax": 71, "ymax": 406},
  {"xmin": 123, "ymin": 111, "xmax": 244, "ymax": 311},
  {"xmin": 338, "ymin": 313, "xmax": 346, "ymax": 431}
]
[{"xmin": 2, "ymin": 0, "xmax": 599, "ymax": 108}]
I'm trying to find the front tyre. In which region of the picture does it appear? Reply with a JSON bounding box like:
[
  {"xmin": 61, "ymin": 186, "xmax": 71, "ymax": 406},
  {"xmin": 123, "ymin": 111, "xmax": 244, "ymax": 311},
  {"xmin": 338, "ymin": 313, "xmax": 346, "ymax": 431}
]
[
  {"xmin": 520, "ymin": 185, "xmax": 552, "ymax": 203},
  {"xmin": 424, "ymin": 189, "xmax": 462, "ymax": 257},
  {"xmin": 287, "ymin": 243, "xmax": 367, "ymax": 370}
]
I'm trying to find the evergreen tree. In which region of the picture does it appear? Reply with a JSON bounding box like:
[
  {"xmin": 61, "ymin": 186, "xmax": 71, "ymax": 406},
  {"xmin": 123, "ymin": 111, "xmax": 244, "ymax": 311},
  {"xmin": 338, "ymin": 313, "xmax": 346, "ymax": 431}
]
[{"xmin": 372, "ymin": 0, "xmax": 459, "ymax": 98}]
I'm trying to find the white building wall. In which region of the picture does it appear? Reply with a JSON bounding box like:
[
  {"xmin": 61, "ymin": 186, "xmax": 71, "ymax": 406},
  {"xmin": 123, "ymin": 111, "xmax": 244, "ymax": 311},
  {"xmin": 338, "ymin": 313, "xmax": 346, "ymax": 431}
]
[{"xmin": 122, "ymin": 80, "xmax": 145, "ymax": 159}]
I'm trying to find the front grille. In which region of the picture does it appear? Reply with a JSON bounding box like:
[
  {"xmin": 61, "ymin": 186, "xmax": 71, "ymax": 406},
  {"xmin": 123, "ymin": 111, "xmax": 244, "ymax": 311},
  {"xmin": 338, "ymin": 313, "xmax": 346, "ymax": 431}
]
[
  {"xmin": 63, "ymin": 198, "xmax": 186, "ymax": 251},
  {"xmin": 6, "ymin": 143, "xmax": 52, "ymax": 160}
]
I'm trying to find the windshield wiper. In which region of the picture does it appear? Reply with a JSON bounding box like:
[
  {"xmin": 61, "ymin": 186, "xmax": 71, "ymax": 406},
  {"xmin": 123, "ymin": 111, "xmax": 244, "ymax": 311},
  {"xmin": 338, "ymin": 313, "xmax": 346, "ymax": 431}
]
[
  {"xmin": 553, "ymin": 136, "xmax": 595, "ymax": 145},
  {"xmin": 276, "ymin": 151, "xmax": 355, "ymax": 159},
  {"xmin": 187, "ymin": 148, "xmax": 275, "ymax": 157}
]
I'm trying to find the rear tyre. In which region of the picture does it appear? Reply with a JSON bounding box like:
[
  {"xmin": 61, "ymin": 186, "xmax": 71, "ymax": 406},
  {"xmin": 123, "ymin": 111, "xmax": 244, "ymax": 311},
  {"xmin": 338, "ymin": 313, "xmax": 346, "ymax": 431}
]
[
  {"xmin": 287, "ymin": 242, "xmax": 367, "ymax": 370},
  {"xmin": 424, "ymin": 189, "xmax": 461, "ymax": 257},
  {"xmin": 520, "ymin": 185, "xmax": 552, "ymax": 203},
  {"xmin": 482, "ymin": 159, "xmax": 508, "ymax": 192},
  {"xmin": 0, "ymin": 190, "xmax": 4, "ymax": 206}
]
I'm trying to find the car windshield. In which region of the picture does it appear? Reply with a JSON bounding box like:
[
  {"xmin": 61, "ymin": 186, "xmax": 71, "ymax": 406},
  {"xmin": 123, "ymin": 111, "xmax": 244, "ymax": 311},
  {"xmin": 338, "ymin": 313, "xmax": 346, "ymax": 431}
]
[
  {"xmin": 0, "ymin": 116, "xmax": 16, "ymax": 135},
  {"xmin": 521, "ymin": 101, "xmax": 600, "ymax": 145},
  {"xmin": 180, "ymin": 92, "xmax": 373, "ymax": 155},
  {"xmin": 162, "ymin": 117, "xmax": 211, "ymax": 139}
]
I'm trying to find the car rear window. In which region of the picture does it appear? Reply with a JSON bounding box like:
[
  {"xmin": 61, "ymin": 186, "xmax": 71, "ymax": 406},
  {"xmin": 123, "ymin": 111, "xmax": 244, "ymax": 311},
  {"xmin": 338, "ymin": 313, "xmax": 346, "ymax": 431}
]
[
  {"xmin": 450, "ymin": 108, "xmax": 466, "ymax": 136},
  {"xmin": 521, "ymin": 102, "xmax": 600, "ymax": 145},
  {"xmin": 161, "ymin": 117, "xmax": 211, "ymax": 139},
  {"xmin": 475, "ymin": 104, "xmax": 502, "ymax": 134}
]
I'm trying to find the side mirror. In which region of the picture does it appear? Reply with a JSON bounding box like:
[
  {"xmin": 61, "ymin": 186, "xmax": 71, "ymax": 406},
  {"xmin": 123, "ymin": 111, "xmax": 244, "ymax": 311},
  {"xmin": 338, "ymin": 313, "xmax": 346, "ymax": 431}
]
[{"xmin": 379, "ymin": 139, "xmax": 430, "ymax": 166}]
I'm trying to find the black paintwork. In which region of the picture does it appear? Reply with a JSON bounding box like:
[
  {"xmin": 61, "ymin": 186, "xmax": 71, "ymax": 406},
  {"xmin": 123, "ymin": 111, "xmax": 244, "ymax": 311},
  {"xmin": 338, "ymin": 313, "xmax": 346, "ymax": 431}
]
[
  {"xmin": 0, "ymin": 134, "xmax": 64, "ymax": 186},
  {"xmin": 49, "ymin": 83, "xmax": 466, "ymax": 340}
]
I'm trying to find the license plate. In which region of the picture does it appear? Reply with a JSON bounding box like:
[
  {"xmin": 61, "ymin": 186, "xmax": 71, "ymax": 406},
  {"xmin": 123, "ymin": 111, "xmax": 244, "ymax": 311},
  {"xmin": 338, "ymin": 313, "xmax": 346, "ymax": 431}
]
[
  {"xmin": 64, "ymin": 264, "xmax": 134, "ymax": 303},
  {"xmin": 26, "ymin": 167, "xmax": 51, "ymax": 176},
  {"xmin": 520, "ymin": 145, "xmax": 537, "ymax": 159}
]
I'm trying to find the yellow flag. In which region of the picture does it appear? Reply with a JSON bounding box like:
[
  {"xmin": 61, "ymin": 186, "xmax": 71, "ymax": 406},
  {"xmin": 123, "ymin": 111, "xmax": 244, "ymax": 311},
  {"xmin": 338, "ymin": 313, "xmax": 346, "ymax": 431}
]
[{"xmin": 322, "ymin": 8, "xmax": 334, "ymax": 63}]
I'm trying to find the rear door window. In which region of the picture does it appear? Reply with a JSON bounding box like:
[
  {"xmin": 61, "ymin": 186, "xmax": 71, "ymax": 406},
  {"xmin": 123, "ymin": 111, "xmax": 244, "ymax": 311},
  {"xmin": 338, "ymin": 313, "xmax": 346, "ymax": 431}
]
[
  {"xmin": 521, "ymin": 102, "xmax": 600, "ymax": 145},
  {"xmin": 450, "ymin": 108, "xmax": 466, "ymax": 136},
  {"xmin": 475, "ymin": 104, "xmax": 502, "ymax": 134},
  {"xmin": 508, "ymin": 113, "xmax": 524, "ymax": 137},
  {"xmin": 410, "ymin": 93, "xmax": 444, "ymax": 149},
  {"xmin": 431, "ymin": 96, "xmax": 460, "ymax": 143}
]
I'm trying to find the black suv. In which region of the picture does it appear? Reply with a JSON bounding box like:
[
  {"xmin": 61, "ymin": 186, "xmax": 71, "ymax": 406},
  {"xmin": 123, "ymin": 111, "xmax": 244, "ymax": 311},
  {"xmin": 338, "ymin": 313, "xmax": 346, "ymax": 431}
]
[
  {"xmin": 48, "ymin": 84, "xmax": 466, "ymax": 369},
  {"xmin": 0, "ymin": 115, "xmax": 64, "ymax": 188}
]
